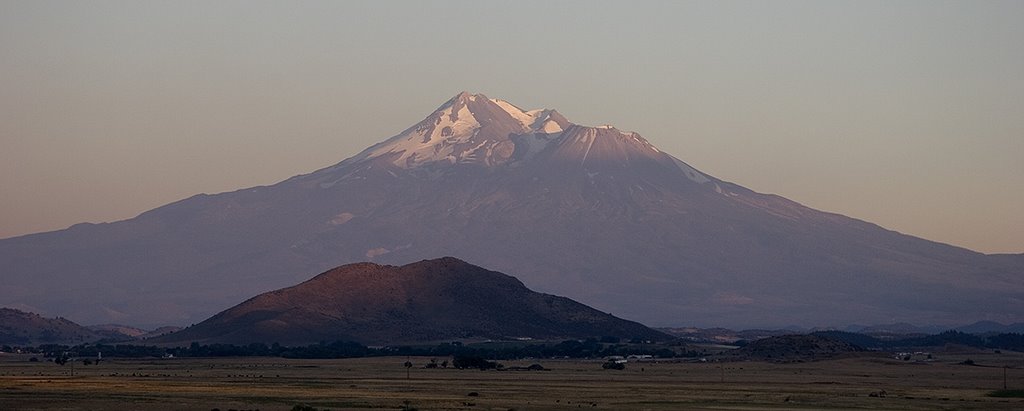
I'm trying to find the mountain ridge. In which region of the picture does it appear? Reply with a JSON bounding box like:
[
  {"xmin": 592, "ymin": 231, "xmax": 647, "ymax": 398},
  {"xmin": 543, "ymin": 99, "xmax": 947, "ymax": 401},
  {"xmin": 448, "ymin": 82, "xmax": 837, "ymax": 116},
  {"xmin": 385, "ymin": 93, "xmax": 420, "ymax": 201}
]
[{"xmin": 0, "ymin": 308, "xmax": 100, "ymax": 345}]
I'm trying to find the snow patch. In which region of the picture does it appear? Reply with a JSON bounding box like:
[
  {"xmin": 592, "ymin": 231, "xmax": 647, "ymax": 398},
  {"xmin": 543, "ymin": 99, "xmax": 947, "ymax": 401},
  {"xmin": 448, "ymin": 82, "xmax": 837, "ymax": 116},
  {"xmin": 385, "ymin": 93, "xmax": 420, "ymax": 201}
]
[
  {"xmin": 491, "ymin": 98, "xmax": 535, "ymax": 128},
  {"xmin": 540, "ymin": 119, "xmax": 563, "ymax": 133},
  {"xmin": 362, "ymin": 103, "xmax": 482, "ymax": 168},
  {"xmin": 579, "ymin": 129, "xmax": 597, "ymax": 166},
  {"xmin": 671, "ymin": 157, "xmax": 711, "ymax": 184},
  {"xmin": 491, "ymin": 99, "xmax": 564, "ymax": 134}
]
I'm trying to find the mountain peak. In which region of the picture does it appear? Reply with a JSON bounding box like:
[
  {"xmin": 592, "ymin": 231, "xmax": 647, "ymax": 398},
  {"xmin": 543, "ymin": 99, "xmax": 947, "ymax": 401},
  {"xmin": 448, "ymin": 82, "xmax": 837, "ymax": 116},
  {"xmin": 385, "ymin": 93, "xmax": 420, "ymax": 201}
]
[
  {"xmin": 307, "ymin": 93, "xmax": 714, "ymax": 190},
  {"xmin": 542, "ymin": 124, "xmax": 684, "ymax": 170},
  {"xmin": 438, "ymin": 91, "xmax": 483, "ymax": 110},
  {"xmin": 336, "ymin": 92, "xmax": 681, "ymax": 172}
]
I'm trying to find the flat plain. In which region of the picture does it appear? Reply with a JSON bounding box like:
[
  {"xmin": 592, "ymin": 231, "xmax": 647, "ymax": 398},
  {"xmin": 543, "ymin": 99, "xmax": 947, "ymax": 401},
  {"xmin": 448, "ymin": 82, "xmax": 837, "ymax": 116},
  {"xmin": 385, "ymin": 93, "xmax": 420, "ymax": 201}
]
[{"xmin": 1, "ymin": 350, "xmax": 1022, "ymax": 410}]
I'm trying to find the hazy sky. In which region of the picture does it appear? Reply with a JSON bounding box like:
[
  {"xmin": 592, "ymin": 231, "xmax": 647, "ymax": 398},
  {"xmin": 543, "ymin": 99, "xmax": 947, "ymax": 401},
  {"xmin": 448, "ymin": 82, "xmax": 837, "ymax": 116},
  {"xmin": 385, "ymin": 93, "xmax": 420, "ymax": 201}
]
[{"xmin": 1, "ymin": 1, "xmax": 1022, "ymax": 254}]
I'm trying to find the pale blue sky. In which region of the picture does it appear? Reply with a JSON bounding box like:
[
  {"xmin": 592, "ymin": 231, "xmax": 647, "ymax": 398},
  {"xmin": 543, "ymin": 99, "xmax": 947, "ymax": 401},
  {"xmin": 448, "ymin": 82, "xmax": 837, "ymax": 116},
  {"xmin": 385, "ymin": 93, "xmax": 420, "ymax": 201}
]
[{"xmin": 1, "ymin": 0, "xmax": 1022, "ymax": 253}]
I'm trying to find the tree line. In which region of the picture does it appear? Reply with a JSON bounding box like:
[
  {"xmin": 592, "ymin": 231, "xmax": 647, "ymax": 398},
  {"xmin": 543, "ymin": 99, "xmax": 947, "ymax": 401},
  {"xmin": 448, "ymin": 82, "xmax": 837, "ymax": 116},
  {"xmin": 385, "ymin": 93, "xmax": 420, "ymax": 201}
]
[
  {"xmin": 811, "ymin": 330, "xmax": 1024, "ymax": 351},
  {"xmin": 11, "ymin": 338, "xmax": 699, "ymax": 361}
]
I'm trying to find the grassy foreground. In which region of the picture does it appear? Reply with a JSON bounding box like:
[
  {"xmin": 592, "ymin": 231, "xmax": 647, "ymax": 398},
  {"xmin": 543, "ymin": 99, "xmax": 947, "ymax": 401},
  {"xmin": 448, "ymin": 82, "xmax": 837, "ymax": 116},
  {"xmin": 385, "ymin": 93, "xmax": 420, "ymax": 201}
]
[{"xmin": 1, "ymin": 351, "xmax": 1023, "ymax": 410}]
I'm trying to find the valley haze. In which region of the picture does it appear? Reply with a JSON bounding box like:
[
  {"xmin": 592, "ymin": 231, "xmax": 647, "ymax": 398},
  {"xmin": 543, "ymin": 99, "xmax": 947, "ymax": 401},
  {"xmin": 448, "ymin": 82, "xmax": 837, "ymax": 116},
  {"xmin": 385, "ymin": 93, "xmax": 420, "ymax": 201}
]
[{"xmin": 1, "ymin": 92, "xmax": 1021, "ymax": 331}]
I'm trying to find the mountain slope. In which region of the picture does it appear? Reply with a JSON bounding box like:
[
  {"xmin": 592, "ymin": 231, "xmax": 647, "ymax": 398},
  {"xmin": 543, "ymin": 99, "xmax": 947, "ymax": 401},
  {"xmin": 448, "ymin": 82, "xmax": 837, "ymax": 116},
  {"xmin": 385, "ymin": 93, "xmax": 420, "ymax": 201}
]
[
  {"xmin": 85, "ymin": 324, "xmax": 184, "ymax": 341},
  {"xmin": 154, "ymin": 257, "xmax": 669, "ymax": 345},
  {"xmin": 1, "ymin": 92, "xmax": 1022, "ymax": 329},
  {"xmin": 0, "ymin": 308, "xmax": 101, "ymax": 345}
]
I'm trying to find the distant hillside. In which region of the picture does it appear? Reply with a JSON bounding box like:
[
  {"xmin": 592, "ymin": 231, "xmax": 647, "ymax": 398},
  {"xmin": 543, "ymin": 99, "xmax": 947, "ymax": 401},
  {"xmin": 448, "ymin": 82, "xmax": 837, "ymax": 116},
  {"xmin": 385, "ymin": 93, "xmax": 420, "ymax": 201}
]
[
  {"xmin": 139, "ymin": 326, "xmax": 182, "ymax": 339},
  {"xmin": 0, "ymin": 308, "xmax": 100, "ymax": 345},
  {"xmin": 153, "ymin": 257, "xmax": 671, "ymax": 346},
  {"xmin": 730, "ymin": 334, "xmax": 865, "ymax": 361},
  {"xmin": 86, "ymin": 324, "xmax": 148, "ymax": 341},
  {"xmin": 658, "ymin": 327, "xmax": 793, "ymax": 344},
  {"xmin": 955, "ymin": 321, "xmax": 1024, "ymax": 334},
  {"xmin": 86, "ymin": 324, "xmax": 183, "ymax": 342},
  {"xmin": 857, "ymin": 322, "xmax": 934, "ymax": 335}
]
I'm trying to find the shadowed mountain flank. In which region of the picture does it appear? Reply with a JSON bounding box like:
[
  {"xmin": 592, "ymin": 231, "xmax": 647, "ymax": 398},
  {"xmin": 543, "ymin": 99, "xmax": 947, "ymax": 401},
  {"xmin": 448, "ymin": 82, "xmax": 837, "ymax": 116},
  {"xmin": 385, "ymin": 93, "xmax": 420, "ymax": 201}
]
[
  {"xmin": 0, "ymin": 308, "xmax": 100, "ymax": 345},
  {"xmin": 153, "ymin": 258, "xmax": 670, "ymax": 346}
]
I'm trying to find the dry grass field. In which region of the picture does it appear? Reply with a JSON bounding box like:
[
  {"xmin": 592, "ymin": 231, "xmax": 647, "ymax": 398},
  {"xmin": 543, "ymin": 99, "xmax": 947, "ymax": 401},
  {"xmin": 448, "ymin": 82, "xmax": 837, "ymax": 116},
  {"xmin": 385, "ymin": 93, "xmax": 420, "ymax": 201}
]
[{"xmin": 1, "ymin": 350, "xmax": 1023, "ymax": 410}]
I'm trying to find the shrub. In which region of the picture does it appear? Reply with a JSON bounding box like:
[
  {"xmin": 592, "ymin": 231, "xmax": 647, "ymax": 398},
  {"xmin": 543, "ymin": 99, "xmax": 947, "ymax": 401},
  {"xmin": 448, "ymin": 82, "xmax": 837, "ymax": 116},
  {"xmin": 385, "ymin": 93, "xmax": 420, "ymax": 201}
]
[
  {"xmin": 452, "ymin": 355, "xmax": 500, "ymax": 370},
  {"xmin": 988, "ymin": 390, "xmax": 1024, "ymax": 398}
]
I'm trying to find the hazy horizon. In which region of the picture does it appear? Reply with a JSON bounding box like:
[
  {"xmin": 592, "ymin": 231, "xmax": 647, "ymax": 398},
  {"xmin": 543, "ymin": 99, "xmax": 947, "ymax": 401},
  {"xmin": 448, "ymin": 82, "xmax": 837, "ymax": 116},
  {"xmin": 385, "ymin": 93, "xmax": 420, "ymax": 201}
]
[{"xmin": 2, "ymin": 1, "xmax": 1022, "ymax": 254}]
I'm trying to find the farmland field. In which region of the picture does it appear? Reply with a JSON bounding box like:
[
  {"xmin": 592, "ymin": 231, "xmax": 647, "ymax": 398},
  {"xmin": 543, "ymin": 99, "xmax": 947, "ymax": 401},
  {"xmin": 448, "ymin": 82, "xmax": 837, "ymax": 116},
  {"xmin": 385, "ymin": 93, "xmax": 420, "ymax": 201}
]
[{"xmin": 1, "ymin": 351, "xmax": 1022, "ymax": 410}]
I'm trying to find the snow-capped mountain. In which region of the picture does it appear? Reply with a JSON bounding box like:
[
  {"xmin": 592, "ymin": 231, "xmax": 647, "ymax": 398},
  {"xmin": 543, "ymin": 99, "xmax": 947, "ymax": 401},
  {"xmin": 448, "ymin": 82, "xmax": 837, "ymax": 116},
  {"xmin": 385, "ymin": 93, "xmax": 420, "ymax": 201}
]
[
  {"xmin": 311, "ymin": 91, "xmax": 711, "ymax": 186},
  {"xmin": 1, "ymin": 92, "xmax": 1021, "ymax": 329},
  {"xmin": 337, "ymin": 91, "xmax": 571, "ymax": 169}
]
